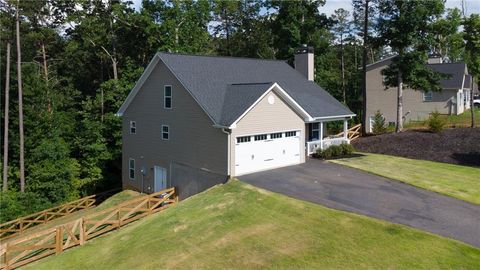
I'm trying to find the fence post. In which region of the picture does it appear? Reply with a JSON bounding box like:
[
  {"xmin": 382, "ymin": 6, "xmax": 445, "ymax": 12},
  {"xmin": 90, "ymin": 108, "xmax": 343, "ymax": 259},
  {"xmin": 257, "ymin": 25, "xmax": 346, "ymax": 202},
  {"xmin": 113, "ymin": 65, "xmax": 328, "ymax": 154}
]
[
  {"xmin": 80, "ymin": 218, "xmax": 85, "ymax": 245},
  {"xmin": 56, "ymin": 227, "xmax": 63, "ymax": 254},
  {"xmin": 4, "ymin": 243, "xmax": 9, "ymax": 270},
  {"xmin": 117, "ymin": 208, "xmax": 121, "ymax": 229}
]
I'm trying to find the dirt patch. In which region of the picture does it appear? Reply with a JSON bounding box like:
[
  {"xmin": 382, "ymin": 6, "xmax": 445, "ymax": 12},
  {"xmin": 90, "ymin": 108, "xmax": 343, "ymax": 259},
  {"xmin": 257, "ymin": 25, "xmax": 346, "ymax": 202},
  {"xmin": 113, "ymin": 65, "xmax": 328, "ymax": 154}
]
[{"xmin": 352, "ymin": 128, "xmax": 480, "ymax": 167}]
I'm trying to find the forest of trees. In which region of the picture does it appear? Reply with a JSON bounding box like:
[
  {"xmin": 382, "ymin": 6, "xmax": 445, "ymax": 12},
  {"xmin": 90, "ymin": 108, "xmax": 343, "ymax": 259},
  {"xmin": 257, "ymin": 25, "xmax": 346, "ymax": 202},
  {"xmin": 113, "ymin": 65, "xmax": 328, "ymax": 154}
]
[{"xmin": 0, "ymin": 0, "xmax": 478, "ymax": 222}]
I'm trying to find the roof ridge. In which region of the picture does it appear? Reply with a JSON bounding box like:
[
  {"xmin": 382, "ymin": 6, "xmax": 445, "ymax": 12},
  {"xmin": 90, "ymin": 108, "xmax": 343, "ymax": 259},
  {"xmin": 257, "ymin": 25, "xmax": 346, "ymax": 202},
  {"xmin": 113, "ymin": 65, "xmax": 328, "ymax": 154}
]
[
  {"xmin": 229, "ymin": 82, "xmax": 273, "ymax": 86},
  {"xmin": 158, "ymin": 52, "xmax": 287, "ymax": 63}
]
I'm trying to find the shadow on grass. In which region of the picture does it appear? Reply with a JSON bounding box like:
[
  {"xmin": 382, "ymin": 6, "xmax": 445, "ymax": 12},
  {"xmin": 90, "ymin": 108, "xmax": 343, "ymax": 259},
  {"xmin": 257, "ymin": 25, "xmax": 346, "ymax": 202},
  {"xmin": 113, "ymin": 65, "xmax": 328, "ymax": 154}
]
[{"xmin": 450, "ymin": 152, "xmax": 480, "ymax": 167}]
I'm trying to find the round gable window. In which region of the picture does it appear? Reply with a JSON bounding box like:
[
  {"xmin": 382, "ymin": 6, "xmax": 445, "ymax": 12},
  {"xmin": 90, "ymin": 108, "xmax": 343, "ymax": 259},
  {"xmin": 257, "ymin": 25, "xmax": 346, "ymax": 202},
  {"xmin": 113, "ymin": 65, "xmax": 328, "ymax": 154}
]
[{"xmin": 268, "ymin": 95, "xmax": 275, "ymax": 104}]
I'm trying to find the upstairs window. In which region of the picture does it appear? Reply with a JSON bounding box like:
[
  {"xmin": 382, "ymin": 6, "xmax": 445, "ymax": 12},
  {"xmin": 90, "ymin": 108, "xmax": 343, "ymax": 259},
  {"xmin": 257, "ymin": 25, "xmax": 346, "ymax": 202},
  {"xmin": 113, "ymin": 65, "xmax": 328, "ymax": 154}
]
[
  {"xmin": 130, "ymin": 121, "xmax": 136, "ymax": 134},
  {"xmin": 164, "ymin": 85, "xmax": 172, "ymax": 109},
  {"xmin": 162, "ymin": 125, "xmax": 170, "ymax": 140},
  {"xmin": 129, "ymin": 158, "xmax": 135, "ymax": 180},
  {"xmin": 423, "ymin": 91, "xmax": 433, "ymax": 102}
]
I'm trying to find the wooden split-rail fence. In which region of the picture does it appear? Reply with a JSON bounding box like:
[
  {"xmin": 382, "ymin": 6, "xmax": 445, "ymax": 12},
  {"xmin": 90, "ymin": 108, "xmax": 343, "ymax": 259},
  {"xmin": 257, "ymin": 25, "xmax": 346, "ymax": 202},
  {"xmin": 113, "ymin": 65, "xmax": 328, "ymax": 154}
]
[
  {"xmin": 336, "ymin": 124, "xmax": 362, "ymax": 141},
  {"xmin": 0, "ymin": 188, "xmax": 177, "ymax": 270},
  {"xmin": 0, "ymin": 189, "xmax": 119, "ymax": 241}
]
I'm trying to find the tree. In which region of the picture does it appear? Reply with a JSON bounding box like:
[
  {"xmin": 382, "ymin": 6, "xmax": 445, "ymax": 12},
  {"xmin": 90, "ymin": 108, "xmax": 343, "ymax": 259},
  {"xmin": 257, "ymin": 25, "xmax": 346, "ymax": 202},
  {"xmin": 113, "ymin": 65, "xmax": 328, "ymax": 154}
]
[
  {"xmin": 3, "ymin": 41, "xmax": 11, "ymax": 191},
  {"xmin": 377, "ymin": 0, "xmax": 446, "ymax": 132},
  {"xmin": 430, "ymin": 8, "xmax": 464, "ymax": 62},
  {"xmin": 332, "ymin": 8, "xmax": 351, "ymax": 104},
  {"xmin": 463, "ymin": 14, "xmax": 480, "ymax": 128},
  {"xmin": 16, "ymin": 0, "xmax": 25, "ymax": 192}
]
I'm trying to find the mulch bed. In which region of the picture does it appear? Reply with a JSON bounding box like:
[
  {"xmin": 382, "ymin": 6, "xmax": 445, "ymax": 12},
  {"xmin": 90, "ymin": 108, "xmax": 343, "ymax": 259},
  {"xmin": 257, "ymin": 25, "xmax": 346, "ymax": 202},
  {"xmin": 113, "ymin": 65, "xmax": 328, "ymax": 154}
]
[{"xmin": 352, "ymin": 128, "xmax": 480, "ymax": 167}]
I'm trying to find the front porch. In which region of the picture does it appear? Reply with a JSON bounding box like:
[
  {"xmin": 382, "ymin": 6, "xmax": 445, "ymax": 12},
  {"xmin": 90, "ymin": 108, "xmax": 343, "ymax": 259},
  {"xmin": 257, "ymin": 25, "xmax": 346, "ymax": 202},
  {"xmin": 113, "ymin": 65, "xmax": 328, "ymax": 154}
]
[{"xmin": 306, "ymin": 119, "xmax": 360, "ymax": 155}]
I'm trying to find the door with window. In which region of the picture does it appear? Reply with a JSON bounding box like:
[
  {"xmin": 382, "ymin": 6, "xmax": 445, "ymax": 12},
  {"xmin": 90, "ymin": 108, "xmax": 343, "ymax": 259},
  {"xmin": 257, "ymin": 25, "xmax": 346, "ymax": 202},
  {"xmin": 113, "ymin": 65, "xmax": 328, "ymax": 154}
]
[{"xmin": 154, "ymin": 166, "xmax": 167, "ymax": 192}]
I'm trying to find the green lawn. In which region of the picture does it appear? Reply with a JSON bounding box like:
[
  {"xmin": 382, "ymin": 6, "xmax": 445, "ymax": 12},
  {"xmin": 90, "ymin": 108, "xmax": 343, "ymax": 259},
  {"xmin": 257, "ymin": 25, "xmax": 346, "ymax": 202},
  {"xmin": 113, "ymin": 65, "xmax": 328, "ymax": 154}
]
[
  {"xmin": 330, "ymin": 153, "xmax": 480, "ymax": 205},
  {"xmin": 25, "ymin": 180, "xmax": 479, "ymax": 270},
  {"xmin": 405, "ymin": 108, "xmax": 480, "ymax": 129}
]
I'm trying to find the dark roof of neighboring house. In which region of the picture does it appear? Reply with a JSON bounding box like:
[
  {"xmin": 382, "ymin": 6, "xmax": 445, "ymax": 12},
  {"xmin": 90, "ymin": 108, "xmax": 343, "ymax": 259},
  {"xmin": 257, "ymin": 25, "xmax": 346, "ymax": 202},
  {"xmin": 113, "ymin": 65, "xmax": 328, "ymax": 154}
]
[
  {"xmin": 464, "ymin": 75, "xmax": 472, "ymax": 89},
  {"xmin": 366, "ymin": 57, "xmax": 469, "ymax": 90},
  {"xmin": 155, "ymin": 53, "xmax": 354, "ymax": 126}
]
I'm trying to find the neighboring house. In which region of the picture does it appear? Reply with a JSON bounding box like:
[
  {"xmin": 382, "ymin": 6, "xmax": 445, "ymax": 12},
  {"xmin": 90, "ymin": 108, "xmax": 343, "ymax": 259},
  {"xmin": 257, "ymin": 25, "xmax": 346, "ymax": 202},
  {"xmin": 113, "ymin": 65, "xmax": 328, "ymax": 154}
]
[
  {"xmin": 116, "ymin": 47, "xmax": 354, "ymax": 198},
  {"xmin": 365, "ymin": 55, "xmax": 475, "ymax": 132}
]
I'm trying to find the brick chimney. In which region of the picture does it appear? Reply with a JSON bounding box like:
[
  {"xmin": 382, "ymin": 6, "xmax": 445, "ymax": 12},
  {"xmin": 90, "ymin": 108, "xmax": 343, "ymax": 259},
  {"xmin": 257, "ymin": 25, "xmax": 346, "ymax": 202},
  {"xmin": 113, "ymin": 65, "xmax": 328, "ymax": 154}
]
[{"xmin": 294, "ymin": 45, "xmax": 314, "ymax": 81}]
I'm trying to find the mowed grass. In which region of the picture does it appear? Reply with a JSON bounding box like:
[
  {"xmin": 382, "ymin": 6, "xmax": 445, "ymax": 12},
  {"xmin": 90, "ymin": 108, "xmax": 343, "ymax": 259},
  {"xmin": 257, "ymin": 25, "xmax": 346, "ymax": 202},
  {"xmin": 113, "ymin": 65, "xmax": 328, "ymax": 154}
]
[
  {"xmin": 4, "ymin": 190, "xmax": 143, "ymax": 243},
  {"xmin": 330, "ymin": 153, "xmax": 480, "ymax": 205},
  {"xmin": 25, "ymin": 180, "xmax": 480, "ymax": 270}
]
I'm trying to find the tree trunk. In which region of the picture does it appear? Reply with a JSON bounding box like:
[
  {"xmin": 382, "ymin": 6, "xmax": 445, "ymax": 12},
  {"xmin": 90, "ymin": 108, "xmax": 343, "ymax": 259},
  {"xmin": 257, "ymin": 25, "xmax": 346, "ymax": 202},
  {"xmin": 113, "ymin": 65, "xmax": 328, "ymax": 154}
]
[
  {"xmin": 3, "ymin": 42, "xmax": 11, "ymax": 192},
  {"xmin": 16, "ymin": 0, "xmax": 25, "ymax": 192},
  {"xmin": 471, "ymin": 76, "xmax": 475, "ymax": 128},
  {"xmin": 361, "ymin": 0, "xmax": 369, "ymax": 135},
  {"xmin": 341, "ymin": 35, "xmax": 346, "ymax": 104},
  {"xmin": 396, "ymin": 70, "xmax": 404, "ymax": 132},
  {"xmin": 41, "ymin": 42, "xmax": 52, "ymax": 113}
]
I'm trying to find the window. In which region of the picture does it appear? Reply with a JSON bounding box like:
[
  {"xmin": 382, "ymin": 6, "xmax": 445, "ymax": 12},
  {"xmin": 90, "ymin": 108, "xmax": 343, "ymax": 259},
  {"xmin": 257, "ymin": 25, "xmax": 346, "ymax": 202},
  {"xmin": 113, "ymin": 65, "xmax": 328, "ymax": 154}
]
[
  {"xmin": 164, "ymin": 85, "xmax": 172, "ymax": 109},
  {"xmin": 130, "ymin": 121, "xmax": 136, "ymax": 134},
  {"xmin": 254, "ymin": 134, "xmax": 267, "ymax": 141},
  {"xmin": 129, "ymin": 158, "xmax": 135, "ymax": 180},
  {"xmin": 310, "ymin": 123, "xmax": 320, "ymax": 140},
  {"xmin": 423, "ymin": 91, "xmax": 433, "ymax": 102},
  {"xmin": 285, "ymin": 131, "xmax": 297, "ymax": 137},
  {"xmin": 270, "ymin": 133, "xmax": 282, "ymax": 139},
  {"xmin": 236, "ymin": 136, "xmax": 251, "ymax": 143},
  {"xmin": 162, "ymin": 125, "xmax": 169, "ymax": 140}
]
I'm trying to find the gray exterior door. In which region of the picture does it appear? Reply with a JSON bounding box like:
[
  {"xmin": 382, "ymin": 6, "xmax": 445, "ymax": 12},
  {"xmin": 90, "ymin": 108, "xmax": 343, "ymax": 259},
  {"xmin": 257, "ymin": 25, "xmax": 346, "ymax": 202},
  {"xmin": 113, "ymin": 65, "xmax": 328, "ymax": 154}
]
[{"xmin": 154, "ymin": 166, "xmax": 167, "ymax": 192}]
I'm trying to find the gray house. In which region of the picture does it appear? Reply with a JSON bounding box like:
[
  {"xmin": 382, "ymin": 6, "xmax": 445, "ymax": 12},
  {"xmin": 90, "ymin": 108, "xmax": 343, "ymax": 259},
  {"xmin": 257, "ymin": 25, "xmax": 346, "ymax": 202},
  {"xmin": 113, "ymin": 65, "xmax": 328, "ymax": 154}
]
[
  {"xmin": 366, "ymin": 55, "xmax": 476, "ymax": 132},
  {"xmin": 117, "ymin": 48, "xmax": 354, "ymax": 198}
]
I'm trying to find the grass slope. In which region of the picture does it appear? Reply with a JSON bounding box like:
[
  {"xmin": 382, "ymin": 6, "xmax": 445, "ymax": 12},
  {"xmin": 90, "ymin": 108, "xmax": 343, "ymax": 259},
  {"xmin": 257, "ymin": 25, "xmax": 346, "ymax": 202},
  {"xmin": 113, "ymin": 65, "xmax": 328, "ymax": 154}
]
[
  {"xmin": 330, "ymin": 153, "xmax": 480, "ymax": 205},
  {"xmin": 5, "ymin": 190, "xmax": 143, "ymax": 243},
  {"xmin": 405, "ymin": 109, "xmax": 480, "ymax": 129},
  {"xmin": 26, "ymin": 180, "xmax": 480, "ymax": 270}
]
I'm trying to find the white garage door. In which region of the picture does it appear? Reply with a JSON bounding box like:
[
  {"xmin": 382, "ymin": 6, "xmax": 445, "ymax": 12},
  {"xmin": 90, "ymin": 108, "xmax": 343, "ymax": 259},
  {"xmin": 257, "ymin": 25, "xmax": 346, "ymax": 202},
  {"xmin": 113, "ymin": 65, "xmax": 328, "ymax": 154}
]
[{"xmin": 235, "ymin": 130, "xmax": 301, "ymax": 175}]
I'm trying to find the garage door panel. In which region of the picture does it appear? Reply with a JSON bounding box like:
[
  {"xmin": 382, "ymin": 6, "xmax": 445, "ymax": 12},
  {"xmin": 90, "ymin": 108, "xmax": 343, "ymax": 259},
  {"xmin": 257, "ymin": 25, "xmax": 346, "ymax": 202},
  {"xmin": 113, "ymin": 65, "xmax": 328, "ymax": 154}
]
[{"xmin": 235, "ymin": 131, "xmax": 301, "ymax": 175}]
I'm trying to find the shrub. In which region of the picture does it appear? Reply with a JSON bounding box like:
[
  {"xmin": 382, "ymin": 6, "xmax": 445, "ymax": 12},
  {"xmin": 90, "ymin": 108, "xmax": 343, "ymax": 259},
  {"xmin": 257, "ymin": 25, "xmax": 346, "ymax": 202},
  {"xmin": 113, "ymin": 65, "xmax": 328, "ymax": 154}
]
[
  {"xmin": 315, "ymin": 143, "xmax": 355, "ymax": 159},
  {"xmin": 427, "ymin": 111, "xmax": 446, "ymax": 133},
  {"xmin": 372, "ymin": 110, "xmax": 387, "ymax": 134}
]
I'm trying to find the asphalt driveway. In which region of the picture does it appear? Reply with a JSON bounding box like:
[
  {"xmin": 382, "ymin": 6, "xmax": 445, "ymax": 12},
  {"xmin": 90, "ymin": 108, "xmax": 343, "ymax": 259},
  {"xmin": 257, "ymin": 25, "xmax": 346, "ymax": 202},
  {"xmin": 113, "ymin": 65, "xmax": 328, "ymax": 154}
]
[{"xmin": 239, "ymin": 159, "xmax": 480, "ymax": 248}]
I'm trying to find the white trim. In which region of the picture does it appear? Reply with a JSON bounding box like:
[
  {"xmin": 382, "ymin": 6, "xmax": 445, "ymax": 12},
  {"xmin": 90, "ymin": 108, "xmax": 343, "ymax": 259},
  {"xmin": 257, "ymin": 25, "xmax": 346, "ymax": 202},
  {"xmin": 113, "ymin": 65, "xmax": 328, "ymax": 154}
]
[
  {"xmin": 164, "ymin": 85, "xmax": 172, "ymax": 109},
  {"xmin": 234, "ymin": 129, "xmax": 301, "ymax": 138},
  {"xmin": 308, "ymin": 114, "xmax": 355, "ymax": 122},
  {"xmin": 161, "ymin": 125, "xmax": 170, "ymax": 140},
  {"xmin": 228, "ymin": 83, "xmax": 313, "ymax": 129},
  {"xmin": 128, "ymin": 158, "xmax": 135, "ymax": 180},
  {"xmin": 129, "ymin": 121, "xmax": 136, "ymax": 134}
]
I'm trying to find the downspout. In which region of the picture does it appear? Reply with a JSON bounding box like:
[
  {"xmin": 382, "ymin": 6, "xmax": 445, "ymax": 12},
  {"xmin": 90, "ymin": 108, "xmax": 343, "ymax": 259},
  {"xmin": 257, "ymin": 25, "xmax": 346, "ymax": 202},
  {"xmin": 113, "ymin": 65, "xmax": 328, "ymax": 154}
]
[{"xmin": 221, "ymin": 128, "xmax": 232, "ymax": 178}]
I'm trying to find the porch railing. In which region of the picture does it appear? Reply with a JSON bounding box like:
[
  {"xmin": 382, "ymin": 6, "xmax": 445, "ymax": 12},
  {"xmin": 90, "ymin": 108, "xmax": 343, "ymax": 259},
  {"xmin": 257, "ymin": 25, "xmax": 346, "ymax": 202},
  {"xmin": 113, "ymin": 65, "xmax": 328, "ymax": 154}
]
[{"xmin": 307, "ymin": 137, "xmax": 349, "ymax": 155}]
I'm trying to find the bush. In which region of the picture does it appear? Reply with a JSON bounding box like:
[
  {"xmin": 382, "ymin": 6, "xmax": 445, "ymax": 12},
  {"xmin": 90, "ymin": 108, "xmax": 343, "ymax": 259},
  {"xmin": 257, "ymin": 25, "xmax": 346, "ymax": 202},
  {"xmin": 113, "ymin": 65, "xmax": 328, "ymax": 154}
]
[
  {"xmin": 315, "ymin": 143, "xmax": 355, "ymax": 159},
  {"xmin": 372, "ymin": 110, "xmax": 387, "ymax": 134},
  {"xmin": 427, "ymin": 111, "xmax": 446, "ymax": 133}
]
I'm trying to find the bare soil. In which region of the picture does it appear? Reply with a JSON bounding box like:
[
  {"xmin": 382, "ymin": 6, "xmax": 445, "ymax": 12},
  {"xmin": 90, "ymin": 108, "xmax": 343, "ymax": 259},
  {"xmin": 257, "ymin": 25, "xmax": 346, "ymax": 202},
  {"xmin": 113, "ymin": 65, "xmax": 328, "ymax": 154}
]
[{"xmin": 352, "ymin": 128, "xmax": 480, "ymax": 167}]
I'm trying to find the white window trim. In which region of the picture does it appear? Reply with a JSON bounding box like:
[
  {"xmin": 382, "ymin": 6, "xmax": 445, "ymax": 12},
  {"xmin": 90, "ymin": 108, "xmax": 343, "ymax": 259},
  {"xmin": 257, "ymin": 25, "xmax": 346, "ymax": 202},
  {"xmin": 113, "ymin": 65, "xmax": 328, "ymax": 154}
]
[
  {"xmin": 129, "ymin": 121, "xmax": 136, "ymax": 134},
  {"xmin": 310, "ymin": 123, "xmax": 320, "ymax": 139},
  {"xmin": 164, "ymin": 85, "xmax": 172, "ymax": 109},
  {"xmin": 129, "ymin": 158, "xmax": 135, "ymax": 180},
  {"xmin": 423, "ymin": 91, "xmax": 433, "ymax": 102},
  {"xmin": 162, "ymin": 125, "xmax": 170, "ymax": 140}
]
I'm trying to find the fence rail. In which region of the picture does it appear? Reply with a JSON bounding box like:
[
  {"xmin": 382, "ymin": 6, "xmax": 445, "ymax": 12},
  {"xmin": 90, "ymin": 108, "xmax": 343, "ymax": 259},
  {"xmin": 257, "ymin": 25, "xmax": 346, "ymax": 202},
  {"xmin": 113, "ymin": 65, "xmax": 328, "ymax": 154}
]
[
  {"xmin": 0, "ymin": 188, "xmax": 177, "ymax": 270},
  {"xmin": 0, "ymin": 189, "xmax": 119, "ymax": 241},
  {"xmin": 336, "ymin": 124, "xmax": 361, "ymax": 140}
]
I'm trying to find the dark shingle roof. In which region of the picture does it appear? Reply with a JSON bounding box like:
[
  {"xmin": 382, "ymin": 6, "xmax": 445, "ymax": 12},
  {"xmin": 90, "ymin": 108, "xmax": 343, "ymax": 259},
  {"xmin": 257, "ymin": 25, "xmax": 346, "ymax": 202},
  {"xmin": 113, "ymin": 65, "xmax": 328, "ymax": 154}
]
[
  {"xmin": 427, "ymin": 63, "xmax": 467, "ymax": 89},
  {"xmin": 158, "ymin": 53, "xmax": 353, "ymax": 126}
]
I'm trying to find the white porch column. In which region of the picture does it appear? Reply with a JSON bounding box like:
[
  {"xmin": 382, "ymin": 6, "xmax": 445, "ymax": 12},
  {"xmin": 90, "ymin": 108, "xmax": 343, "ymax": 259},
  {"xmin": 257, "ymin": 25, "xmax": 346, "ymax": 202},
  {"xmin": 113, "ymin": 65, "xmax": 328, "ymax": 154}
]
[
  {"xmin": 320, "ymin": 121, "xmax": 324, "ymax": 150},
  {"xmin": 343, "ymin": 119, "xmax": 348, "ymax": 140}
]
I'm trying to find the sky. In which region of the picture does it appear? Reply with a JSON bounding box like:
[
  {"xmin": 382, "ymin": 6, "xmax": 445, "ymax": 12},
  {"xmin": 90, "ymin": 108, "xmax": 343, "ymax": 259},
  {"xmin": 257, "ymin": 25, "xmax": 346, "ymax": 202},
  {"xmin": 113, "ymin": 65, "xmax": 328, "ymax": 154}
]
[{"xmin": 131, "ymin": 0, "xmax": 480, "ymax": 16}]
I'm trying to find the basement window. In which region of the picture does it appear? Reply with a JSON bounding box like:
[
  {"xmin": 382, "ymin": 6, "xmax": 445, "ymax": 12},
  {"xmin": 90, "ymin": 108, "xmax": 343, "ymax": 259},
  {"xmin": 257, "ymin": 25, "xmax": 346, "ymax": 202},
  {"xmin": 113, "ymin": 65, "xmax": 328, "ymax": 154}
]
[
  {"xmin": 237, "ymin": 136, "xmax": 251, "ymax": 143},
  {"xmin": 164, "ymin": 85, "xmax": 172, "ymax": 109},
  {"xmin": 162, "ymin": 125, "xmax": 170, "ymax": 140},
  {"xmin": 129, "ymin": 158, "xmax": 135, "ymax": 180},
  {"xmin": 130, "ymin": 121, "xmax": 136, "ymax": 134},
  {"xmin": 423, "ymin": 91, "xmax": 433, "ymax": 102}
]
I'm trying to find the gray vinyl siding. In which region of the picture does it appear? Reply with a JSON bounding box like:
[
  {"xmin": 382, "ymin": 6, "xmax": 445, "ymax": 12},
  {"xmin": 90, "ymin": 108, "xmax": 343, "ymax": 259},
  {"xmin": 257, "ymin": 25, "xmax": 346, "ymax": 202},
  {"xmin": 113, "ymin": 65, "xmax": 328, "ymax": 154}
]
[
  {"xmin": 122, "ymin": 60, "xmax": 228, "ymax": 193},
  {"xmin": 366, "ymin": 65, "xmax": 460, "ymax": 132},
  {"xmin": 229, "ymin": 91, "xmax": 306, "ymax": 176}
]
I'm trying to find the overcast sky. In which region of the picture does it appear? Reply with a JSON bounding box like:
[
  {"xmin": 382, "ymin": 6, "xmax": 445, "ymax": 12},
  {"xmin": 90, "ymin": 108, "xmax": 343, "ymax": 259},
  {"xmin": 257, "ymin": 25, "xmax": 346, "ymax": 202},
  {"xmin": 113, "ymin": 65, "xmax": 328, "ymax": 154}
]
[{"xmin": 131, "ymin": 0, "xmax": 480, "ymax": 16}]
